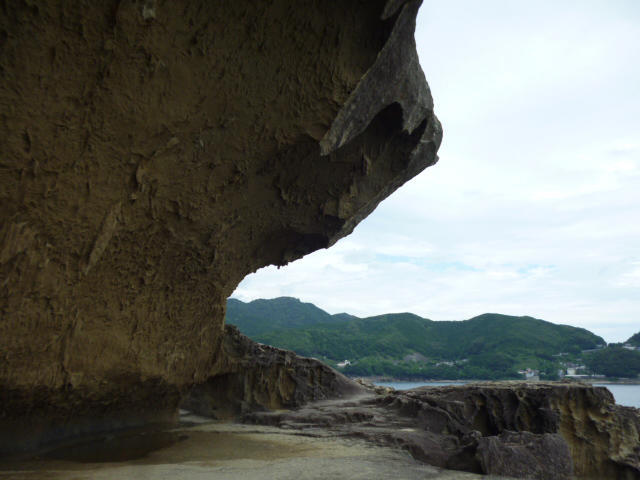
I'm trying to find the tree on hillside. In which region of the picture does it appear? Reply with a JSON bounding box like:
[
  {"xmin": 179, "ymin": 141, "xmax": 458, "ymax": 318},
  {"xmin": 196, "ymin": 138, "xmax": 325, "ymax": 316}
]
[{"xmin": 584, "ymin": 347, "xmax": 640, "ymax": 378}]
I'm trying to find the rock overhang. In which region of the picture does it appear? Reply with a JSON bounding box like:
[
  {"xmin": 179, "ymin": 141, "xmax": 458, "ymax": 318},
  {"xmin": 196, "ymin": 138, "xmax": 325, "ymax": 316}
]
[{"xmin": 0, "ymin": 0, "xmax": 440, "ymax": 453}]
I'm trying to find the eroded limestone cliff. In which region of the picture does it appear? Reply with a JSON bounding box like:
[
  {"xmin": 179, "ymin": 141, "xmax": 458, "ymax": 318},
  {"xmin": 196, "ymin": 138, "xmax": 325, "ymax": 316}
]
[{"xmin": 0, "ymin": 0, "xmax": 441, "ymax": 452}]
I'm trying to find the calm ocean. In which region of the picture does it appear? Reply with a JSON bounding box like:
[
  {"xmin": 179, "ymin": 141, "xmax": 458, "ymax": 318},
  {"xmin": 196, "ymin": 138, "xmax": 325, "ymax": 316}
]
[{"xmin": 375, "ymin": 381, "xmax": 640, "ymax": 408}]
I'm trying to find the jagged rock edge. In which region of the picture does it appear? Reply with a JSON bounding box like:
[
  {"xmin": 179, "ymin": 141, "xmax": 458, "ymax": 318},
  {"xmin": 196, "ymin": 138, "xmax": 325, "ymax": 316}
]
[
  {"xmin": 319, "ymin": 0, "xmax": 442, "ymax": 244},
  {"xmin": 320, "ymin": 0, "xmax": 440, "ymax": 157}
]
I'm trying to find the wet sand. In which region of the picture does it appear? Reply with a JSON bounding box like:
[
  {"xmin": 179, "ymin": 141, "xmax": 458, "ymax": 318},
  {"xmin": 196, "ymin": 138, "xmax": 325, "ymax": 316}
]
[{"xmin": 0, "ymin": 418, "xmax": 512, "ymax": 480}]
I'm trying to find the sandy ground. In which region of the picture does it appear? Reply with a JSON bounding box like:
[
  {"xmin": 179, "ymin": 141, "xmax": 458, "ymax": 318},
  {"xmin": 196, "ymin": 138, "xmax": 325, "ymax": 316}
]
[{"xmin": 0, "ymin": 418, "xmax": 513, "ymax": 480}]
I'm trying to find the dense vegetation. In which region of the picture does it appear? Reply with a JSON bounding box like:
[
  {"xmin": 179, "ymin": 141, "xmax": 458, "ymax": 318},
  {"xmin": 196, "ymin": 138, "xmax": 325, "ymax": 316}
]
[
  {"xmin": 226, "ymin": 297, "xmax": 353, "ymax": 337},
  {"xmin": 584, "ymin": 346, "xmax": 640, "ymax": 378},
  {"xmin": 227, "ymin": 298, "xmax": 608, "ymax": 380},
  {"xmin": 627, "ymin": 331, "xmax": 640, "ymax": 347}
]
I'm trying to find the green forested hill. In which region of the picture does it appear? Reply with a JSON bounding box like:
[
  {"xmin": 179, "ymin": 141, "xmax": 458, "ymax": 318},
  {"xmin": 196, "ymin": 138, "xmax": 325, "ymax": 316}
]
[
  {"xmin": 584, "ymin": 346, "xmax": 640, "ymax": 378},
  {"xmin": 627, "ymin": 331, "xmax": 640, "ymax": 346},
  {"xmin": 226, "ymin": 297, "xmax": 351, "ymax": 337},
  {"xmin": 225, "ymin": 298, "xmax": 606, "ymax": 379},
  {"xmin": 576, "ymin": 332, "xmax": 640, "ymax": 378}
]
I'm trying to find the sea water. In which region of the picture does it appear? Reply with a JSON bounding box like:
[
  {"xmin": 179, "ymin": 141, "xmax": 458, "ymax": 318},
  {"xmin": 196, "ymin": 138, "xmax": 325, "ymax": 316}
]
[
  {"xmin": 375, "ymin": 381, "xmax": 640, "ymax": 408},
  {"xmin": 593, "ymin": 383, "xmax": 640, "ymax": 408}
]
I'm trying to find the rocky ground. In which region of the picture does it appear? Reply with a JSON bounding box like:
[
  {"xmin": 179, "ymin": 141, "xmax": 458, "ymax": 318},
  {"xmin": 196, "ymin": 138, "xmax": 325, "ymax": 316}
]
[
  {"xmin": 241, "ymin": 381, "xmax": 640, "ymax": 479},
  {"xmin": 181, "ymin": 325, "xmax": 367, "ymax": 419},
  {"xmin": 1, "ymin": 380, "xmax": 638, "ymax": 479},
  {"xmin": 0, "ymin": 415, "xmax": 511, "ymax": 480}
]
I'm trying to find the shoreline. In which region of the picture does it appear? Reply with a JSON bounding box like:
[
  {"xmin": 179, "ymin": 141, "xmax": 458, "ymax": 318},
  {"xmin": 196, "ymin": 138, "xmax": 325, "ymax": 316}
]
[
  {"xmin": 577, "ymin": 378, "xmax": 640, "ymax": 385},
  {"xmin": 355, "ymin": 376, "xmax": 640, "ymax": 386}
]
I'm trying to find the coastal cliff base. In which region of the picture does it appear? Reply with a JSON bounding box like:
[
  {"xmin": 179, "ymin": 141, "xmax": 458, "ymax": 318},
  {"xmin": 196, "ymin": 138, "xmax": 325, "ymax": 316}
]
[
  {"xmin": 181, "ymin": 325, "xmax": 366, "ymax": 419},
  {"xmin": 243, "ymin": 381, "xmax": 640, "ymax": 479},
  {"xmin": 179, "ymin": 329, "xmax": 639, "ymax": 479},
  {"xmin": 2, "ymin": 349, "xmax": 638, "ymax": 480}
]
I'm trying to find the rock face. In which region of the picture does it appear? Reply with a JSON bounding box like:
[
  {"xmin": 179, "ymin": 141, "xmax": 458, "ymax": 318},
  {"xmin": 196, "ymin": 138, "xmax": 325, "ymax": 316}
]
[
  {"xmin": 244, "ymin": 382, "xmax": 640, "ymax": 479},
  {"xmin": 0, "ymin": 0, "xmax": 441, "ymax": 452},
  {"xmin": 476, "ymin": 431, "xmax": 573, "ymax": 479},
  {"xmin": 181, "ymin": 325, "xmax": 366, "ymax": 419}
]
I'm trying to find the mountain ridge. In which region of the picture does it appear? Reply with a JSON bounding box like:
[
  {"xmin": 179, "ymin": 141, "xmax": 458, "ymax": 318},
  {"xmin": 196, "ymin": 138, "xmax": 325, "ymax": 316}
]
[
  {"xmin": 226, "ymin": 296, "xmax": 351, "ymax": 337},
  {"xmin": 226, "ymin": 297, "xmax": 607, "ymax": 379}
]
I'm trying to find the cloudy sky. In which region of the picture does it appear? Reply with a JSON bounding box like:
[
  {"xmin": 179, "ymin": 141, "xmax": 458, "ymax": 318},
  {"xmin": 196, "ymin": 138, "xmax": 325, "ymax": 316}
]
[{"xmin": 233, "ymin": 0, "xmax": 640, "ymax": 343}]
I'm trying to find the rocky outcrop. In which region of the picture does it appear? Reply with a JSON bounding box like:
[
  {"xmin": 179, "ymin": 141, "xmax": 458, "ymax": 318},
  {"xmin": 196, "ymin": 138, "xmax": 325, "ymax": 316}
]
[
  {"xmin": 181, "ymin": 325, "xmax": 366, "ymax": 418},
  {"xmin": 408, "ymin": 382, "xmax": 640, "ymax": 478},
  {"xmin": 244, "ymin": 382, "xmax": 640, "ymax": 479},
  {"xmin": 0, "ymin": 0, "xmax": 440, "ymax": 453},
  {"xmin": 476, "ymin": 431, "xmax": 573, "ymax": 479}
]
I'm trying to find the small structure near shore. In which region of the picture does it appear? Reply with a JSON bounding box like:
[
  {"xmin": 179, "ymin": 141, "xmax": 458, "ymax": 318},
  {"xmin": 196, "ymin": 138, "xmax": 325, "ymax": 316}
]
[{"xmin": 518, "ymin": 368, "xmax": 540, "ymax": 381}]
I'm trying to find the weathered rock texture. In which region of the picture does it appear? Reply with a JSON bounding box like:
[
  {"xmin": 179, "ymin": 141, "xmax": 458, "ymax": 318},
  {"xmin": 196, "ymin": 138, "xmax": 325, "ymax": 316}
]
[
  {"xmin": 0, "ymin": 0, "xmax": 441, "ymax": 453},
  {"xmin": 244, "ymin": 382, "xmax": 640, "ymax": 479},
  {"xmin": 181, "ymin": 325, "xmax": 366, "ymax": 418},
  {"xmin": 476, "ymin": 431, "xmax": 573, "ymax": 479}
]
